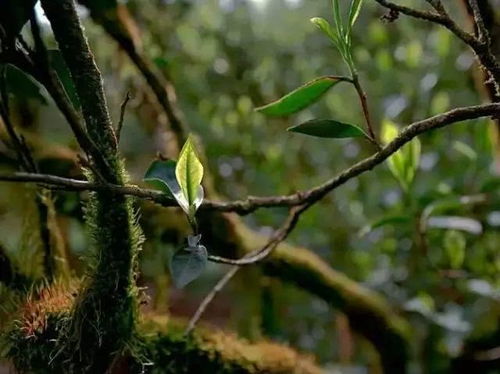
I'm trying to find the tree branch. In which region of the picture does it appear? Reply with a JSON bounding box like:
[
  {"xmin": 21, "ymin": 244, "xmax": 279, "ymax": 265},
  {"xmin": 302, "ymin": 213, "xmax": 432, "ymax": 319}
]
[
  {"xmin": 0, "ymin": 102, "xmax": 498, "ymax": 212},
  {"xmin": 186, "ymin": 204, "xmax": 306, "ymax": 333},
  {"xmin": 373, "ymin": 0, "xmax": 500, "ymax": 93}
]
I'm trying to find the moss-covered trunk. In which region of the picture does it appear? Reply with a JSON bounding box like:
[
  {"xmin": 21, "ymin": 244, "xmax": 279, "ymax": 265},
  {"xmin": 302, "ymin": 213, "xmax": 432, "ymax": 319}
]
[{"xmin": 39, "ymin": 0, "xmax": 142, "ymax": 370}]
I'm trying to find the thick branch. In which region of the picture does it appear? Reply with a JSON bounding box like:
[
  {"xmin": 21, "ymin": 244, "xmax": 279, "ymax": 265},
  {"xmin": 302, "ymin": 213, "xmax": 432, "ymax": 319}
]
[{"xmin": 40, "ymin": 0, "xmax": 118, "ymax": 179}]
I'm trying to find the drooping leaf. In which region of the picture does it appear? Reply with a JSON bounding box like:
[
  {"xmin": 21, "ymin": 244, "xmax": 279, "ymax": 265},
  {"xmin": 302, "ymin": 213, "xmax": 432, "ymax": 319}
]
[
  {"xmin": 47, "ymin": 50, "xmax": 80, "ymax": 109},
  {"xmin": 382, "ymin": 119, "xmax": 421, "ymax": 191},
  {"xmin": 443, "ymin": 230, "xmax": 466, "ymax": 269},
  {"xmin": 287, "ymin": 119, "xmax": 367, "ymax": 139},
  {"xmin": 170, "ymin": 243, "xmax": 208, "ymax": 288},
  {"xmin": 256, "ymin": 77, "xmax": 344, "ymax": 117},
  {"xmin": 4, "ymin": 64, "xmax": 47, "ymax": 104},
  {"xmin": 175, "ymin": 136, "xmax": 204, "ymax": 211},
  {"xmin": 144, "ymin": 159, "xmax": 189, "ymax": 214}
]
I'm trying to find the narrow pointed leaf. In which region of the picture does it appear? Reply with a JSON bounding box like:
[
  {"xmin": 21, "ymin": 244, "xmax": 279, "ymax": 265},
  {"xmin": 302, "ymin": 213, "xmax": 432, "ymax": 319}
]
[
  {"xmin": 311, "ymin": 17, "xmax": 340, "ymax": 47},
  {"xmin": 176, "ymin": 136, "xmax": 204, "ymax": 210},
  {"xmin": 170, "ymin": 245, "xmax": 208, "ymax": 288},
  {"xmin": 144, "ymin": 159, "xmax": 190, "ymax": 214},
  {"xmin": 256, "ymin": 77, "xmax": 344, "ymax": 117},
  {"xmin": 348, "ymin": 0, "xmax": 363, "ymax": 27},
  {"xmin": 47, "ymin": 50, "xmax": 80, "ymax": 109},
  {"xmin": 332, "ymin": 0, "xmax": 344, "ymax": 38},
  {"xmin": 287, "ymin": 119, "xmax": 367, "ymax": 139}
]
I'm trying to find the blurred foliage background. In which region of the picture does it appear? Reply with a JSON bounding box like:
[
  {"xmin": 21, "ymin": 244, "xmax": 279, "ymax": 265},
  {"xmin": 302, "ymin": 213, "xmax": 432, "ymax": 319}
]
[{"xmin": 0, "ymin": 0, "xmax": 499, "ymax": 372}]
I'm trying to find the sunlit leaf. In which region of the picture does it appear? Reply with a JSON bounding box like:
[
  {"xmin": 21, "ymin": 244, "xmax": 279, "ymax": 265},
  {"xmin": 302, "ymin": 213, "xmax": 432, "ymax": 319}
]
[
  {"xmin": 176, "ymin": 136, "xmax": 204, "ymax": 212},
  {"xmin": 287, "ymin": 119, "xmax": 366, "ymax": 139},
  {"xmin": 310, "ymin": 17, "xmax": 340, "ymax": 47},
  {"xmin": 256, "ymin": 76, "xmax": 344, "ymax": 117}
]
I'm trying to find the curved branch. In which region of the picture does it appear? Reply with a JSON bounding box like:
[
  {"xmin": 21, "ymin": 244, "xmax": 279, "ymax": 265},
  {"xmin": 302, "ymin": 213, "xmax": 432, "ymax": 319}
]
[
  {"xmin": 372, "ymin": 0, "xmax": 500, "ymax": 90},
  {"xmin": 0, "ymin": 102, "xmax": 497, "ymax": 211}
]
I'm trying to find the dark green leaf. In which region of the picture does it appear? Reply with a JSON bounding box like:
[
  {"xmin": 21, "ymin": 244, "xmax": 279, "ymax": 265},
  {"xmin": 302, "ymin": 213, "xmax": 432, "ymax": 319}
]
[
  {"xmin": 170, "ymin": 244, "xmax": 208, "ymax": 288},
  {"xmin": 287, "ymin": 119, "xmax": 366, "ymax": 139},
  {"xmin": 144, "ymin": 159, "xmax": 189, "ymax": 214},
  {"xmin": 4, "ymin": 64, "xmax": 47, "ymax": 104},
  {"xmin": 47, "ymin": 50, "xmax": 81, "ymax": 109},
  {"xmin": 256, "ymin": 77, "xmax": 344, "ymax": 117}
]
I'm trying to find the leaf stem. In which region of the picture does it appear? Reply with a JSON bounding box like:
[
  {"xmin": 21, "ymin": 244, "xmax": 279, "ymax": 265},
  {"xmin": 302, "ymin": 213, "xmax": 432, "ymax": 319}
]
[{"xmin": 351, "ymin": 72, "xmax": 380, "ymax": 148}]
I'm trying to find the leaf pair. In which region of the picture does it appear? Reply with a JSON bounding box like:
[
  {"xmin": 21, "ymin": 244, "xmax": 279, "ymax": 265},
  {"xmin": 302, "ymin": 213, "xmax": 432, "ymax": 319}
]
[
  {"xmin": 382, "ymin": 120, "xmax": 421, "ymax": 191},
  {"xmin": 144, "ymin": 136, "xmax": 204, "ymax": 218},
  {"xmin": 312, "ymin": 0, "xmax": 364, "ymax": 69},
  {"xmin": 256, "ymin": 76, "xmax": 366, "ymax": 140}
]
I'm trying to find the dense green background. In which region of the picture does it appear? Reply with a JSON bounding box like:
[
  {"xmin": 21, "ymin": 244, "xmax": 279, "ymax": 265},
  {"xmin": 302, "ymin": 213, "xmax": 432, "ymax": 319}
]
[{"xmin": 0, "ymin": 0, "xmax": 499, "ymax": 372}]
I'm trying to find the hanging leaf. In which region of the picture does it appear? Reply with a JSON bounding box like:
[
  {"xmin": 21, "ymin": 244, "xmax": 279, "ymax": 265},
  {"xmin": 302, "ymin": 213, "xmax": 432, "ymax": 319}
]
[
  {"xmin": 176, "ymin": 136, "xmax": 204, "ymax": 212},
  {"xmin": 4, "ymin": 64, "xmax": 47, "ymax": 104},
  {"xmin": 170, "ymin": 237, "xmax": 208, "ymax": 288},
  {"xmin": 382, "ymin": 119, "xmax": 421, "ymax": 191},
  {"xmin": 443, "ymin": 230, "xmax": 466, "ymax": 269},
  {"xmin": 144, "ymin": 159, "xmax": 189, "ymax": 214},
  {"xmin": 256, "ymin": 76, "xmax": 344, "ymax": 117},
  {"xmin": 287, "ymin": 119, "xmax": 367, "ymax": 139}
]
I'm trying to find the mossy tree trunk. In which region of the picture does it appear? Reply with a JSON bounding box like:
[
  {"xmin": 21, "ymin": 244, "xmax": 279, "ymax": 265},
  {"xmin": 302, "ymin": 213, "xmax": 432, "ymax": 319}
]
[{"xmin": 39, "ymin": 0, "xmax": 142, "ymax": 370}]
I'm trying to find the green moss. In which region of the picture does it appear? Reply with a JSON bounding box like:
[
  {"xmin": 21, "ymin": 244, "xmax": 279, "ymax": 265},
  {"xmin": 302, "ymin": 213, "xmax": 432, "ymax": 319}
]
[
  {"xmin": 3, "ymin": 288, "xmax": 322, "ymax": 374},
  {"xmin": 55, "ymin": 163, "xmax": 144, "ymax": 371},
  {"xmin": 135, "ymin": 317, "xmax": 322, "ymax": 374}
]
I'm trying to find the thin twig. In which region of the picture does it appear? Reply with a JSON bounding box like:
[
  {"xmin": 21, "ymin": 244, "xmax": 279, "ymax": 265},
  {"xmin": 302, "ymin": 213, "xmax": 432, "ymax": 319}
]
[
  {"xmin": 0, "ymin": 103, "xmax": 498, "ymax": 212},
  {"xmin": 185, "ymin": 266, "xmax": 239, "ymax": 334},
  {"xmin": 351, "ymin": 72, "xmax": 379, "ymax": 147},
  {"xmin": 186, "ymin": 205, "xmax": 305, "ymax": 334},
  {"xmin": 117, "ymin": 91, "xmax": 132, "ymax": 143},
  {"xmin": 372, "ymin": 0, "xmax": 476, "ymax": 45},
  {"xmin": 207, "ymin": 204, "xmax": 306, "ymax": 265},
  {"xmin": 372, "ymin": 0, "xmax": 500, "ymax": 87}
]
